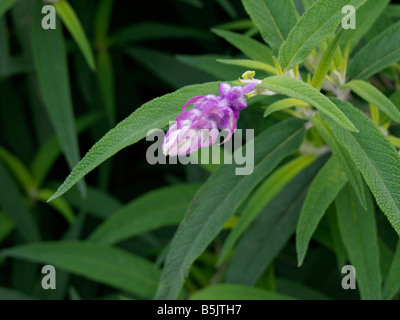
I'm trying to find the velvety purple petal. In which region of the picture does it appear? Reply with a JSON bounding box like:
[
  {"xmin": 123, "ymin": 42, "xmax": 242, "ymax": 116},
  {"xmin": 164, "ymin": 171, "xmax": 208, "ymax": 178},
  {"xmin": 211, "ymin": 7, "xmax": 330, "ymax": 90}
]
[
  {"xmin": 232, "ymin": 97, "xmax": 247, "ymax": 110},
  {"xmin": 181, "ymin": 96, "xmax": 204, "ymax": 111},
  {"xmin": 176, "ymin": 109, "xmax": 201, "ymax": 124},
  {"xmin": 217, "ymin": 107, "xmax": 238, "ymax": 145},
  {"xmin": 226, "ymin": 86, "xmax": 243, "ymax": 102},
  {"xmin": 242, "ymin": 83, "xmax": 256, "ymax": 94},
  {"xmin": 219, "ymin": 83, "xmax": 231, "ymax": 97}
]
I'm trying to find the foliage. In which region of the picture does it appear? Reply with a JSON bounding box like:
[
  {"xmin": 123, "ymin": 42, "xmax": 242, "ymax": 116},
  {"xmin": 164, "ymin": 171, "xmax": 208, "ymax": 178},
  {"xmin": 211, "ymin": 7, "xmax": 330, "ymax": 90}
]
[{"xmin": 0, "ymin": 0, "xmax": 400, "ymax": 300}]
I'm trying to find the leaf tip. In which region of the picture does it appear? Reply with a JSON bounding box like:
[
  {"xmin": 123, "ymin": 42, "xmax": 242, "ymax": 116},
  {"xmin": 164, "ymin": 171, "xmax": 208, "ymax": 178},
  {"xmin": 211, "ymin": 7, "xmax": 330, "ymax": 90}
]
[
  {"xmin": 297, "ymin": 256, "xmax": 304, "ymax": 267},
  {"xmin": 47, "ymin": 192, "xmax": 59, "ymax": 203}
]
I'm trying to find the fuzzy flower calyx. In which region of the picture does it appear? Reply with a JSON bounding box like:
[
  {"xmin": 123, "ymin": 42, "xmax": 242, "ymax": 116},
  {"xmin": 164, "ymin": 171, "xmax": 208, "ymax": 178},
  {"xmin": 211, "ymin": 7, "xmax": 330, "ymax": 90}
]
[{"xmin": 162, "ymin": 82, "xmax": 254, "ymax": 156}]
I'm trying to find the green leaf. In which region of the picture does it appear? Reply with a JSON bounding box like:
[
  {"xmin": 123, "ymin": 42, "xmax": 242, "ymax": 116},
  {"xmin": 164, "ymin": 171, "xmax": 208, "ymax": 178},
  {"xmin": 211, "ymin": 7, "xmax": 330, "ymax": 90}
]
[
  {"xmin": 335, "ymin": 184, "xmax": 382, "ymax": 300},
  {"xmin": 345, "ymin": 80, "xmax": 400, "ymax": 123},
  {"xmin": 264, "ymin": 98, "xmax": 309, "ymax": 117},
  {"xmin": 311, "ymin": 30, "xmax": 343, "ymax": 89},
  {"xmin": 301, "ymin": 0, "xmax": 315, "ymax": 11},
  {"xmin": 53, "ymin": 0, "xmax": 96, "ymax": 70},
  {"xmin": 190, "ymin": 284, "xmax": 295, "ymax": 300},
  {"xmin": 224, "ymin": 155, "xmax": 328, "ymax": 285},
  {"xmin": 88, "ymin": 184, "xmax": 199, "ymax": 245},
  {"xmin": 384, "ymin": 4, "xmax": 400, "ymax": 17},
  {"xmin": 109, "ymin": 22, "xmax": 212, "ymax": 45},
  {"xmin": 32, "ymin": 3, "xmax": 83, "ymax": 194},
  {"xmin": 275, "ymin": 277, "xmax": 331, "ymax": 300},
  {"xmin": 0, "ymin": 287, "xmax": 36, "ymax": 300},
  {"xmin": 217, "ymin": 155, "xmax": 315, "ymax": 266},
  {"xmin": 259, "ymin": 76, "xmax": 357, "ymax": 132},
  {"xmin": 217, "ymin": 58, "xmax": 276, "ymax": 74},
  {"xmin": 0, "ymin": 0, "xmax": 18, "ymax": 18},
  {"xmin": 31, "ymin": 112, "xmax": 102, "ymax": 187},
  {"xmin": 0, "ymin": 147, "xmax": 36, "ymax": 192},
  {"xmin": 326, "ymin": 98, "xmax": 400, "ymax": 237},
  {"xmin": 94, "ymin": 0, "xmax": 114, "ymax": 44},
  {"xmin": 383, "ymin": 240, "xmax": 400, "ymax": 300},
  {"xmin": 61, "ymin": 185, "xmax": 121, "ymax": 220},
  {"xmin": 213, "ymin": 19, "xmax": 254, "ymax": 31},
  {"xmin": 340, "ymin": 0, "xmax": 390, "ymax": 51},
  {"xmin": 348, "ymin": 20, "xmax": 400, "ymax": 79},
  {"xmin": 212, "ymin": 29, "xmax": 274, "ymax": 64},
  {"xmin": 379, "ymin": 239, "xmax": 394, "ymax": 281},
  {"xmin": 310, "ymin": 114, "xmax": 366, "ymax": 208},
  {"xmin": 279, "ymin": 0, "xmax": 368, "ymax": 71},
  {"xmin": 0, "ymin": 161, "xmax": 40, "ymax": 242},
  {"xmin": 241, "ymin": 0, "xmax": 298, "ymax": 54},
  {"xmin": 1, "ymin": 242, "xmax": 160, "ymax": 299},
  {"xmin": 325, "ymin": 204, "xmax": 348, "ymax": 270},
  {"xmin": 296, "ymin": 156, "xmax": 348, "ymax": 266},
  {"xmin": 48, "ymin": 81, "xmax": 222, "ymax": 202},
  {"xmin": 155, "ymin": 118, "xmax": 306, "ymax": 299}
]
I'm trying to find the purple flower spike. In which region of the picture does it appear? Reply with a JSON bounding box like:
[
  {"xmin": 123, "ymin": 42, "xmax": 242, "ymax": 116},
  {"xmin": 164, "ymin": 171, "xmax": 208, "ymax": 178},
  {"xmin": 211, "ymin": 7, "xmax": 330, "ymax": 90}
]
[{"xmin": 162, "ymin": 83, "xmax": 250, "ymax": 156}]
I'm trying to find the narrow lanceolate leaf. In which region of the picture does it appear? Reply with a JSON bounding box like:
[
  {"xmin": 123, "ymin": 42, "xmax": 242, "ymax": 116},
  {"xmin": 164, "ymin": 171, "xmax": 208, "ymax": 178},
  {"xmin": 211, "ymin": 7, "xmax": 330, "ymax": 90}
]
[
  {"xmin": 264, "ymin": 98, "xmax": 309, "ymax": 118},
  {"xmin": 217, "ymin": 155, "xmax": 315, "ymax": 266},
  {"xmin": 312, "ymin": 30, "xmax": 343, "ymax": 89},
  {"xmin": 48, "ymin": 81, "xmax": 222, "ymax": 202},
  {"xmin": 88, "ymin": 184, "xmax": 199, "ymax": 245},
  {"xmin": 310, "ymin": 115, "xmax": 366, "ymax": 208},
  {"xmin": 296, "ymin": 156, "xmax": 348, "ymax": 266},
  {"xmin": 279, "ymin": 0, "xmax": 368, "ymax": 71},
  {"xmin": 225, "ymin": 155, "xmax": 328, "ymax": 285},
  {"xmin": 335, "ymin": 184, "xmax": 381, "ymax": 300},
  {"xmin": 0, "ymin": 161, "xmax": 40, "ymax": 243},
  {"xmin": 0, "ymin": 287, "xmax": 36, "ymax": 300},
  {"xmin": 325, "ymin": 98, "xmax": 400, "ymax": 237},
  {"xmin": 383, "ymin": 241, "xmax": 400, "ymax": 300},
  {"xmin": 241, "ymin": 0, "xmax": 298, "ymax": 54},
  {"xmin": 0, "ymin": 147, "xmax": 36, "ymax": 192},
  {"xmin": 0, "ymin": 0, "xmax": 18, "ymax": 18},
  {"xmin": 348, "ymin": 20, "xmax": 400, "ymax": 79},
  {"xmin": 259, "ymin": 76, "xmax": 357, "ymax": 132},
  {"xmin": 217, "ymin": 59, "xmax": 276, "ymax": 74},
  {"xmin": 61, "ymin": 185, "xmax": 121, "ymax": 220},
  {"xmin": 340, "ymin": 0, "xmax": 390, "ymax": 51},
  {"xmin": 1, "ymin": 242, "xmax": 160, "ymax": 299},
  {"xmin": 301, "ymin": 0, "xmax": 315, "ymax": 11},
  {"xmin": 190, "ymin": 284, "xmax": 295, "ymax": 300},
  {"xmin": 276, "ymin": 277, "xmax": 331, "ymax": 300},
  {"xmin": 156, "ymin": 119, "xmax": 306, "ymax": 299},
  {"xmin": 31, "ymin": 112, "xmax": 101, "ymax": 187},
  {"xmin": 212, "ymin": 29, "xmax": 274, "ymax": 64},
  {"xmin": 345, "ymin": 80, "xmax": 400, "ymax": 123},
  {"xmin": 32, "ymin": 3, "xmax": 83, "ymax": 191},
  {"xmin": 385, "ymin": 4, "xmax": 400, "ymax": 18},
  {"xmin": 53, "ymin": 0, "xmax": 96, "ymax": 70},
  {"xmin": 325, "ymin": 206, "xmax": 347, "ymax": 271}
]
